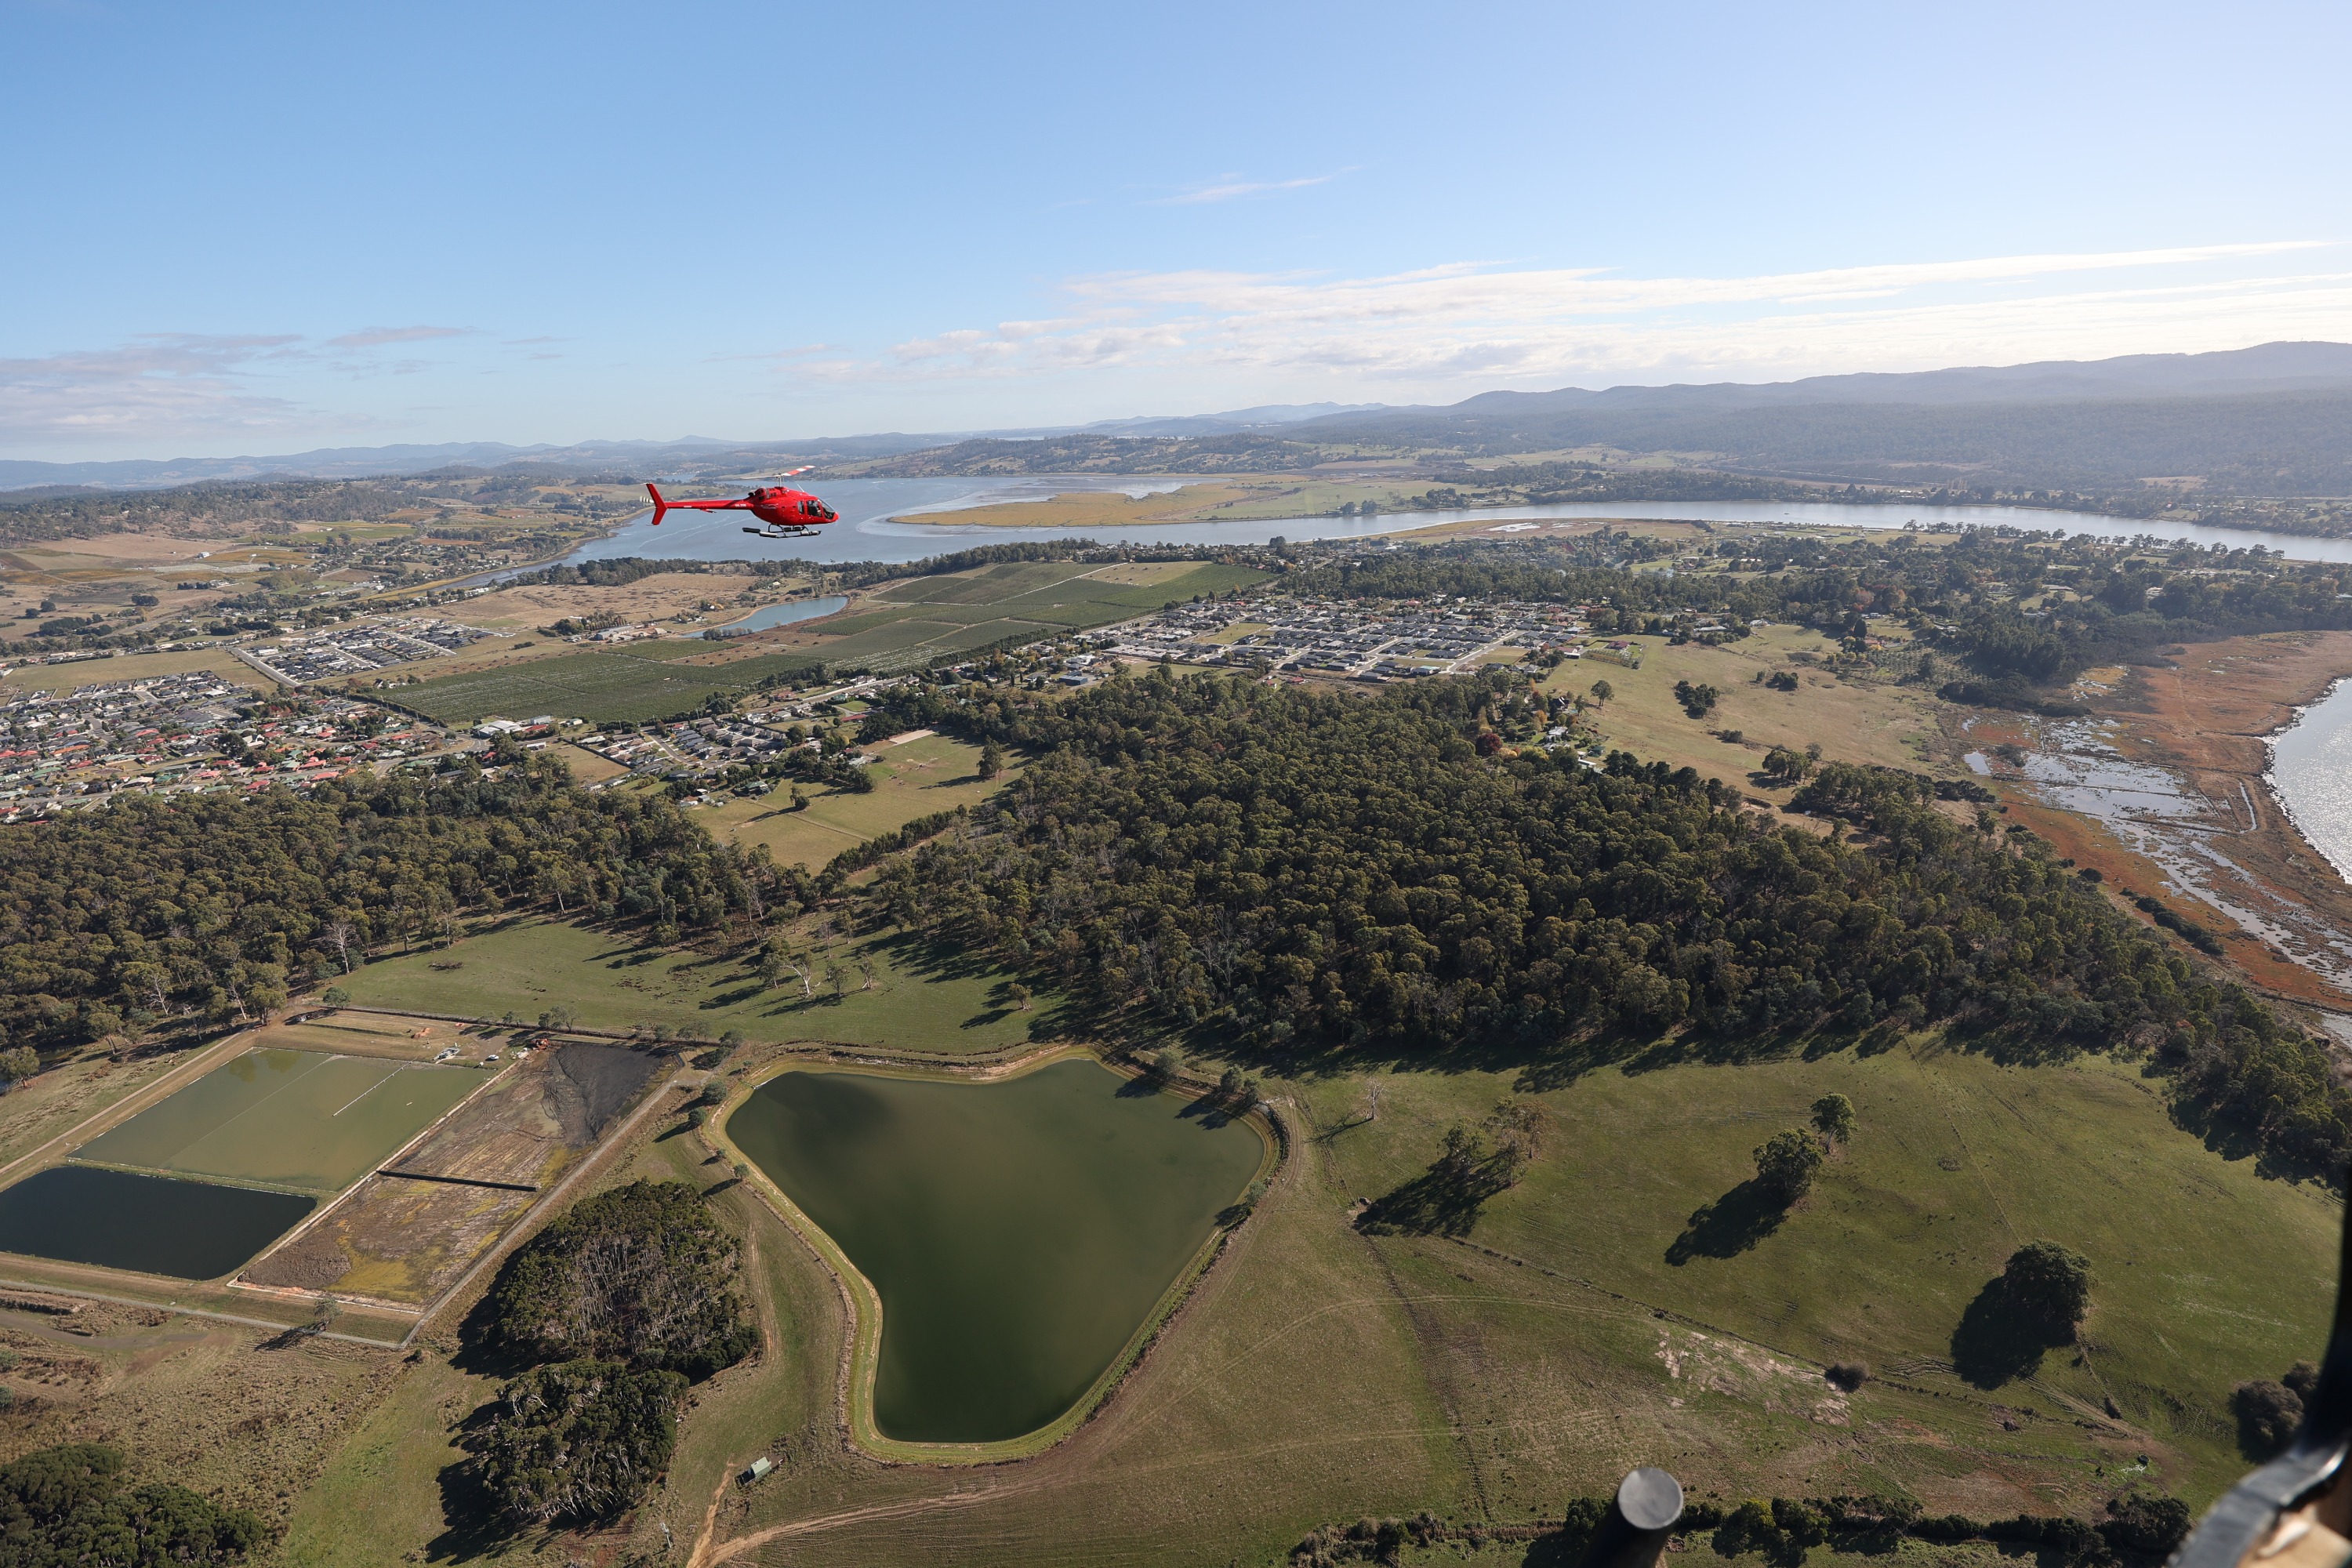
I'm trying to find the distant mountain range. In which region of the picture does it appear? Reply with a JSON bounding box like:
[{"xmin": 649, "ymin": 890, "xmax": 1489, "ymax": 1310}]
[
  {"xmin": 1281, "ymin": 343, "xmax": 2352, "ymax": 493},
  {"xmin": 4, "ymin": 343, "xmax": 2347, "ymax": 495},
  {"xmin": 0, "ymin": 402, "xmax": 1392, "ymax": 493}
]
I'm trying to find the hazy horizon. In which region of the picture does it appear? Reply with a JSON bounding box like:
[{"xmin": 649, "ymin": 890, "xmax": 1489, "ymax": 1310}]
[{"xmin": 6, "ymin": 1, "xmax": 2350, "ymax": 462}]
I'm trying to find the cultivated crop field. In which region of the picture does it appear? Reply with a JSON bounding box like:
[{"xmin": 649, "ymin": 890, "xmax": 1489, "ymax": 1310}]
[
  {"xmin": 397, "ymin": 647, "xmax": 823, "ymax": 724},
  {"xmin": 794, "ymin": 559, "xmax": 1266, "ymax": 673}
]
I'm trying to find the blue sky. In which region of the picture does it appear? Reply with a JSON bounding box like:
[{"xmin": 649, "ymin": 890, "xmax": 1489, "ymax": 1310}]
[{"xmin": 5, "ymin": 0, "xmax": 2349, "ymax": 458}]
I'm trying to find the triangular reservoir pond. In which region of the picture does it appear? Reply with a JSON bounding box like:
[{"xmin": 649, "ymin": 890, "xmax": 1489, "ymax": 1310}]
[{"xmin": 728, "ymin": 1057, "xmax": 1266, "ymax": 1444}]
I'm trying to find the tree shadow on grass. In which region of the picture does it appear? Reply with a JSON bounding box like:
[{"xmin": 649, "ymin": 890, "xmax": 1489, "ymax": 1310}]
[
  {"xmin": 429, "ymin": 1406, "xmax": 517, "ymax": 1562},
  {"xmin": 1357, "ymin": 1170, "xmax": 1497, "ymax": 1240},
  {"xmin": 1950, "ymin": 1277, "xmax": 2075, "ymax": 1388},
  {"xmin": 1665, "ymin": 1179, "xmax": 1790, "ymax": 1265}
]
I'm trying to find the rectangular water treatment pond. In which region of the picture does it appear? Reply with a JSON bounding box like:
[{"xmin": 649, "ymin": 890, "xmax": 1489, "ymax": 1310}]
[
  {"xmin": 74, "ymin": 1047, "xmax": 484, "ymax": 1194},
  {"xmin": 0, "ymin": 1166, "xmax": 314, "ymax": 1279},
  {"xmin": 728, "ymin": 1057, "xmax": 1266, "ymax": 1445}
]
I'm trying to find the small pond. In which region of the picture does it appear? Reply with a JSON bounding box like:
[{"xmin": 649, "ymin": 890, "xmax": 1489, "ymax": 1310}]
[
  {"xmin": 728, "ymin": 1058, "xmax": 1265, "ymax": 1443},
  {"xmin": 0, "ymin": 1165, "xmax": 314, "ymax": 1279},
  {"xmin": 719, "ymin": 594, "xmax": 849, "ymax": 633}
]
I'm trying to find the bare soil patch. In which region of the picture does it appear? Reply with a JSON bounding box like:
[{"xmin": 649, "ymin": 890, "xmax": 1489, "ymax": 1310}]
[{"xmin": 241, "ymin": 1043, "xmax": 659, "ymax": 1305}]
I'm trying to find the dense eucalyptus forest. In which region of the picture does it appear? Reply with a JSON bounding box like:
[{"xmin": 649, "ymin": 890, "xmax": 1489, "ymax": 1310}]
[
  {"xmin": 0, "ymin": 528, "xmax": 2346, "ymax": 1185},
  {"xmin": 859, "ymin": 669, "xmax": 2352, "ymax": 1180},
  {"xmin": 0, "ymin": 753, "xmax": 802, "ymax": 1049}
]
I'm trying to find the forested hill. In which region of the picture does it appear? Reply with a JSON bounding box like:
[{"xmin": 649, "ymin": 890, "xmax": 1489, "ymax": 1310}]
[
  {"xmin": 858, "ymin": 670, "xmax": 2350, "ymax": 1181},
  {"xmin": 1283, "ymin": 532, "xmax": 2352, "ymax": 695},
  {"xmin": 0, "ymin": 753, "xmax": 804, "ymax": 1049}
]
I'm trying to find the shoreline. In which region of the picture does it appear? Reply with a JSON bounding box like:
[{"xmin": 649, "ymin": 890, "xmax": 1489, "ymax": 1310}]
[
  {"xmin": 1984, "ymin": 631, "xmax": 2352, "ymax": 1015},
  {"xmin": 2263, "ymin": 673, "xmax": 2352, "ymax": 893}
]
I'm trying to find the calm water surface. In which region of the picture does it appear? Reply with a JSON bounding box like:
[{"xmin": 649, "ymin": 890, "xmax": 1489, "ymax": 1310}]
[
  {"xmin": 537, "ymin": 479, "xmax": 2352, "ymax": 571},
  {"xmin": 0, "ymin": 1166, "xmax": 312, "ymax": 1279},
  {"xmin": 2269, "ymin": 678, "xmax": 2352, "ymax": 887},
  {"xmin": 720, "ymin": 594, "xmax": 848, "ymax": 632},
  {"xmin": 728, "ymin": 1058, "xmax": 1265, "ymax": 1443}
]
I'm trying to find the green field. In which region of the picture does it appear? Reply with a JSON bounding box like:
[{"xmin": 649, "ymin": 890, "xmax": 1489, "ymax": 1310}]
[
  {"xmin": 342, "ymin": 1025, "xmax": 2312, "ymax": 1568},
  {"xmin": 397, "ymin": 648, "xmax": 824, "ymax": 725},
  {"xmin": 699, "ymin": 732, "xmax": 1018, "ymax": 868},
  {"xmin": 272, "ymin": 1019, "xmax": 2338, "ymax": 1566},
  {"xmin": 74, "ymin": 1048, "xmax": 485, "ymax": 1194},
  {"xmin": 334, "ymin": 916, "xmax": 1052, "ymax": 1054}
]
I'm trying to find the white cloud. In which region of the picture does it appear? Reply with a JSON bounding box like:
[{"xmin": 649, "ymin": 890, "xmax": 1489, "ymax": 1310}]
[
  {"xmin": 845, "ymin": 241, "xmax": 2352, "ymax": 394},
  {"xmin": 0, "ymin": 335, "xmax": 313, "ymax": 445},
  {"xmin": 1153, "ymin": 172, "xmax": 1343, "ymax": 205},
  {"xmin": 0, "ymin": 326, "xmax": 492, "ymax": 448},
  {"xmin": 325, "ymin": 325, "xmax": 473, "ymax": 349}
]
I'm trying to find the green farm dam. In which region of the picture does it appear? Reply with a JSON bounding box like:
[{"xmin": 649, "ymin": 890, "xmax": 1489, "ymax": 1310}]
[{"xmin": 728, "ymin": 1058, "xmax": 1267, "ymax": 1444}]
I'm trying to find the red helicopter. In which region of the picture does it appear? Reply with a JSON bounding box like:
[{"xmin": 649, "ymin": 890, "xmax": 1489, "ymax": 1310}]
[{"xmin": 644, "ymin": 467, "xmax": 839, "ymax": 538}]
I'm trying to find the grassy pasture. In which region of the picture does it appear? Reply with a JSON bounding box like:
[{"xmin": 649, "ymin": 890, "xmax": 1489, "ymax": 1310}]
[
  {"xmin": 605, "ymin": 1035, "xmax": 2329, "ymax": 1566},
  {"xmin": 891, "ymin": 477, "xmax": 1427, "ymax": 528},
  {"xmin": 0, "ymin": 644, "xmax": 270, "ymax": 695},
  {"xmin": 696, "ymin": 732, "xmax": 1018, "ymax": 868},
  {"xmin": 333, "ymin": 916, "xmax": 1052, "ymax": 1056},
  {"xmin": 1303, "ymin": 1043, "xmax": 2333, "ymax": 1506},
  {"xmin": 1550, "ymin": 624, "xmax": 1944, "ymax": 799},
  {"xmin": 266, "ymin": 1025, "xmax": 2332, "ymax": 1564}
]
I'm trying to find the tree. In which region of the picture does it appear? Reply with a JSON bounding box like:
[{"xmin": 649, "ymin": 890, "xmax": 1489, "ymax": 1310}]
[
  {"xmin": 0, "ymin": 1442, "xmax": 261, "ymax": 1566},
  {"xmin": 318, "ymin": 916, "xmax": 358, "ymax": 974},
  {"xmin": 1588, "ymin": 678, "xmax": 1613, "ymax": 706},
  {"xmin": 538, "ymin": 1004, "xmax": 576, "ymax": 1031},
  {"xmin": 1811, "ymin": 1092, "xmax": 1856, "ymax": 1147},
  {"xmin": 2002, "ymin": 1240, "xmax": 2092, "ymax": 1327},
  {"xmin": 482, "ymin": 1180, "xmax": 757, "ymax": 1379},
  {"xmin": 1007, "ymin": 982, "xmax": 1032, "ymax": 1011},
  {"xmin": 321, "ymin": 985, "xmax": 350, "ymax": 1007},
  {"xmin": 978, "ymin": 742, "xmax": 1004, "ymax": 781},
  {"xmin": 1482, "ymin": 1099, "xmax": 1543, "ymax": 1186},
  {"xmin": 1753, "ymin": 1129, "xmax": 1823, "ymax": 1205},
  {"xmin": 1151, "ymin": 1046, "xmax": 1183, "ymax": 1083},
  {"xmin": 2234, "ymin": 1378, "xmax": 2305, "ymax": 1458},
  {"xmin": 1672, "ymin": 679, "xmax": 1719, "ymax": 718},
  {"xmin": 472, "ymin": 1359, "xmax": 686, "ymax": 1527}
]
